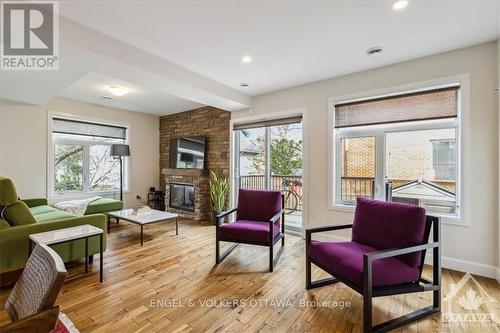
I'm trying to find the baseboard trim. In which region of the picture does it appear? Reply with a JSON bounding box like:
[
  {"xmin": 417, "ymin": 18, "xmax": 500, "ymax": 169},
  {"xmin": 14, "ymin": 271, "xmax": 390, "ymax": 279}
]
[{"xmin": 314, "ymin": 233, "xmax": 499, "ymax": 279}]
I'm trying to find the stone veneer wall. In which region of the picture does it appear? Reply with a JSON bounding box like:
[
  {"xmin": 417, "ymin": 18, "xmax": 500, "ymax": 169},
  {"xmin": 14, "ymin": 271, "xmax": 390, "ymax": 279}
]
[{"xmin": 159, "ymin": 106, "xmax": 230, "ymax": 220}]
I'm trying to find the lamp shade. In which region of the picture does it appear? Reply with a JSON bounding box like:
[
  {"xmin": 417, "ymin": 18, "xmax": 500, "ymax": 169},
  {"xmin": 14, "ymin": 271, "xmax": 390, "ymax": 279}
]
[{"xmin": 110, "ymin": 144, "xmax": 130, "ymax": 157}]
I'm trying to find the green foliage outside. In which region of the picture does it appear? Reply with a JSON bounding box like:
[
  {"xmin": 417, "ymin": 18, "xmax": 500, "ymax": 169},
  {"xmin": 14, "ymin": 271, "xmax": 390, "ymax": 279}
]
[
  {"xmin": 250, "ymin": 126, "xmax": 302, "ymax": 176},
  {"xmin": 54, "ymin": 145, "xmax": 84, "ymax": 192}
]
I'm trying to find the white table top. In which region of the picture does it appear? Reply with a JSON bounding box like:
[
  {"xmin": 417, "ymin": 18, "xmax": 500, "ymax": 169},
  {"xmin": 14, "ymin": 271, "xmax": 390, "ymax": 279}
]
[
  {"xmin": 29, "ymin": 224, "xmax": 103, "ymax": 245},
  {"xmin": 109, "ymin": 208, "xmax": 178, "ymax": 225}
]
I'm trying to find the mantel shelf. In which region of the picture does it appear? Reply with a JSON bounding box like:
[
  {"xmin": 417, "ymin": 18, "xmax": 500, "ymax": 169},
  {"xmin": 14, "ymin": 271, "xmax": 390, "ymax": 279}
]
[{"xmin": 164, "ymin": 168, "xmax": 208, "ymax": 177}]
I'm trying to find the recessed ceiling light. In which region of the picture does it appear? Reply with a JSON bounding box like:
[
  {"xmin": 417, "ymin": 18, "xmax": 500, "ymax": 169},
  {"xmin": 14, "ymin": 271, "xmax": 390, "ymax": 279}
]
[
  {"xmin": 393, "ymin": 0, "xmax": 408, "ymax": 10},
  {"xmin": 106, "ymin": 85, "xmax": 129, "ymax": 96},
  {"xmin": 366, "ymin": 47, "xmax": 383, "ymax": 56},
  {"xmin": 240, "ymin": 82, "xmax": 249, "ymax": 88},
  {"xmin": 242, "ymin": 56, "xmax": 252, "ymax": 63}
]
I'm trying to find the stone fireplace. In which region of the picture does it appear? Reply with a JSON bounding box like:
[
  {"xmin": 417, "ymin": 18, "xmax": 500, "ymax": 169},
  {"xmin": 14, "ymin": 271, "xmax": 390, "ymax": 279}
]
[
  {"xmin": 160, "ymin": 106, "xmax": 230, "ymax": 221},
  {"xmin": 164, "ymin": 169, "xmax": 210, "ymax": 220}
]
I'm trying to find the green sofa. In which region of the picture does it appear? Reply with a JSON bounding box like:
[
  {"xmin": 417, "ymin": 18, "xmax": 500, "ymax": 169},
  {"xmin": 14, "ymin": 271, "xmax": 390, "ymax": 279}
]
[{"xmin": 0, "ymin": 177, "xmax": 122, "ymax": 270}]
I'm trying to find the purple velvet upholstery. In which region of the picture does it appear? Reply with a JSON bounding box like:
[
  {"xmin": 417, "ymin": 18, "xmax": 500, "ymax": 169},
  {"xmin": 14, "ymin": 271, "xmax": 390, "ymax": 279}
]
[
  {"xmin": 236, "ymin": 189, "xmax": 282, "ymax": 223},
  {"xmin": 217, "ymin": 189, "xmax": 282, "ymax": 244},
  {"xmin": 219, "ymin": 220, "xmax": 280, "ymax": 243},
  {"xmin": 308, "ymin": 241, "xmax": 420, "ymax": 287},
  {"xmin": 352, "ymin": 198, "xmax": 426, "ymax": 267}
]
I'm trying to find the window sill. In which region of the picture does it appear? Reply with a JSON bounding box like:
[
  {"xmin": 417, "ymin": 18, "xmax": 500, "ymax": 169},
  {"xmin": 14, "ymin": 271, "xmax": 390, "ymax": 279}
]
[
  {"xmin": 49, "ymin": 189, "xmax": 130, "ymax": 202},
  {"xmin": 328, "ymin": 203, "xmax": 466, "ymax": 226}
]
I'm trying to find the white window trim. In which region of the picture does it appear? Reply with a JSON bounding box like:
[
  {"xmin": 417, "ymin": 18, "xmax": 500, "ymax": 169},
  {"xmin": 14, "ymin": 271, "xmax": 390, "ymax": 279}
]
[
  {"xmin": 328, "ymin": 74, "xmax": 470, "ymax": 226},
  {"xmin": 47, "ymin": 112, "xmax": 131, "ymax": 201}
]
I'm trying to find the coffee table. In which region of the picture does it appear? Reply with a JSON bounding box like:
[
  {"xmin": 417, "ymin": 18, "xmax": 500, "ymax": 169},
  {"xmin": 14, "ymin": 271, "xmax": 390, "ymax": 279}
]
[
  {"xmin": 108, "ymin": 209, "xmax": 178, "ymax": 246},
  {"xmin": 29, "ymin": 224, "xmax": 104, "ymax": 282}
]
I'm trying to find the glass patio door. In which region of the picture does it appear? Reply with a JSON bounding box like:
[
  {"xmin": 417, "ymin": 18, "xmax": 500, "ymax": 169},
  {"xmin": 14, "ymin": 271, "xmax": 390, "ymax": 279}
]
[{"xmin": 233, "ymin": 116, "xmax": 303, "ymax": 233}]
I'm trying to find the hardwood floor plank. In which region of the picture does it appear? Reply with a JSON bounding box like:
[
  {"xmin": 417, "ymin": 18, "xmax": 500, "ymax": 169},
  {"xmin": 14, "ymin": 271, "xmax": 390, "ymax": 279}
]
[{"xmin": 0, "ymin": 220, "xmax": 498, "ymax": 332}]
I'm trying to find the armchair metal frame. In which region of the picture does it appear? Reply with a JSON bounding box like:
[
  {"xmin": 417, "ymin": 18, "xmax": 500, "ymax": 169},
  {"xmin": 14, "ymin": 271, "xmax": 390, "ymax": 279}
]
[
  {"xmin": 215, "ymin": 195, "xmax": 285, "ymax": 272},
  {"xmin": 305, "ymin": 216, "xmax": 441, "ymax": 333}
]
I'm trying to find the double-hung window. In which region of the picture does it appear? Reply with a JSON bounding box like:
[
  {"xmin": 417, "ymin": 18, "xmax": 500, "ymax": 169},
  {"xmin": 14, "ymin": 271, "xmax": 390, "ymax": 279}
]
[
  {"xmin": 50, "ymin": 117, "xmax": 129, "ymax": 196},
  {"xmin": 333, "ymin": 85, "xmax": 460, "ymax": 217}
]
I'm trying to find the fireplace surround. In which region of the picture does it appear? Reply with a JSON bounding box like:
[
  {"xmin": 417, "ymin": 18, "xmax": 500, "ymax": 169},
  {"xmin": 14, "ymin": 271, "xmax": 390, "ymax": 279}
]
[
  {"xmin": 160, "ymin": 106, "xmax": 230, "ymax": 221},
  {"xmin": 164, "ymin": 168, "xmax": 210, "ymax": 220}
]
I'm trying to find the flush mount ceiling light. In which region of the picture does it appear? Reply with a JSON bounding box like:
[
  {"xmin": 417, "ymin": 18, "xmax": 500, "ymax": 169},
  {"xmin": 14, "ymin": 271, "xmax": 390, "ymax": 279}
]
[
  {"xmin": 240, "ymin": 82, "xmax": 249, "ymax": 88},
  {"xmin": 106, "ymin": 85, "xmax": 129, "ymax": 96},
  {"xmin": 366, "ymin": 47, "xmax": 383, "ymax": 56},
  {"xmin": 393, "ymin": 0, "xmax": 408, "ymax": 10},
  {"xmin": 242, "ymin": 56, "xmax": 252, "ymax": 63}
]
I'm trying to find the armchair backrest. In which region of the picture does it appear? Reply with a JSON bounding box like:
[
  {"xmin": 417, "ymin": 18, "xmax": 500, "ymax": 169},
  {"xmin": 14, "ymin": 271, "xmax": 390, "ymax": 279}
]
[
  {"xmin": 5, "ymin": 244, "xmax": 67, "ymax": 321},
  {"xmin": 352, "ymin": 198, "xmax": 427, "ymax": 267},
  {"xmin": 236, "ymin": 189, "xmax": 282, "ymax": 222}
]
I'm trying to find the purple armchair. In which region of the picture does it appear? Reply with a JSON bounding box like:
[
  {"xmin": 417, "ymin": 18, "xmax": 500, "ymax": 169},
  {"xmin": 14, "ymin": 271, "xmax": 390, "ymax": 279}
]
[
  {"xmin": 306, "ymin": 198, "xmax": 441, "ymax": 333},
  {"xmin": 215, "ymin": 189, "xmax": 285, "ymax": 272}
]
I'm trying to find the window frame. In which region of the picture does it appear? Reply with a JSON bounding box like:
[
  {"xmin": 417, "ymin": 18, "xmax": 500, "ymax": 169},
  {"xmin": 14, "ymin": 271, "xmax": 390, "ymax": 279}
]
[
  {"xmin": 328, "ymin": 75, "xmax": 469, "ymax": 224},
  {"xmin": 48, "ymin": 113, "xmax": 131, "ymax": 200}
]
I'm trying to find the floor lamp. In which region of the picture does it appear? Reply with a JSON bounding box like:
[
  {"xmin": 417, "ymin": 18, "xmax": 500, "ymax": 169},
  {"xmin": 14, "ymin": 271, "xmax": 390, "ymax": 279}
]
[{"xmin": 110, "ymin": 144, "xmax": 130, "ymax": 202}]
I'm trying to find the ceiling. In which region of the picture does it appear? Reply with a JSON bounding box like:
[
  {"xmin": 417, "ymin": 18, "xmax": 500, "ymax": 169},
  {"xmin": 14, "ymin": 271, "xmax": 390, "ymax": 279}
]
[
  {"xmin": 0, "ymin": 1, "xmax": 498, "ymax": 115},
  {"xmin": 59, "ymin": 1, "xmax": 500, "ymax": 96},
  {"xmin": 59, "ymin": 73, "xmax": 203, "ymax": 115}
]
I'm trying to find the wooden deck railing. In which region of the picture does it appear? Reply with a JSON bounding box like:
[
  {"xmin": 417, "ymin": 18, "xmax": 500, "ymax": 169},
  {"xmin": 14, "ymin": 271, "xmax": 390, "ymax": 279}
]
[
  {"xmin": 239, "ymin": 175, "xmax": 303, "ymax": 211},
  {"xmin": 340, "ymin": 176, "xmax": 375, "ymax": 202},
  {"xmin": 239, "ymin": 175, "xmax": 375, "ymax": 209}
]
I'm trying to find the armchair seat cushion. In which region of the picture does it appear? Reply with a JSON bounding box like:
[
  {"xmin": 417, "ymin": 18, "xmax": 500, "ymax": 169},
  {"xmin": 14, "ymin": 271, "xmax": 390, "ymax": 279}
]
[
  {"xmin": 219, "ymin": 220, "xmax": 280, "ymax": 243},
  {"xmin": 307, "ymin": 241, "xmax": 420, "ymax": 287}
]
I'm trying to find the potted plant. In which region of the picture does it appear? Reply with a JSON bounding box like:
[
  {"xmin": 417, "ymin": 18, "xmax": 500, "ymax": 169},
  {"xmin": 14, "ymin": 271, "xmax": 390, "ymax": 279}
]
[{"xmin": 209, "ymin": 170, "xmax": 229, "ymax": 225}]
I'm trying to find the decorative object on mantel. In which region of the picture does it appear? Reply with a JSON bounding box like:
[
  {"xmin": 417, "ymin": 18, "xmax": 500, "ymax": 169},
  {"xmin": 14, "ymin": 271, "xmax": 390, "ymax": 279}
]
[
  {"xmin": 132, "ymin": 206, "xmax": 152, "ymax": 216},
  {"xmin": 110, "ymin": 144, "xmax": 130, "ymax": 202},
  {"xmin": 209, "ymin": 170, "xmax": 229, "ymax": 225}
]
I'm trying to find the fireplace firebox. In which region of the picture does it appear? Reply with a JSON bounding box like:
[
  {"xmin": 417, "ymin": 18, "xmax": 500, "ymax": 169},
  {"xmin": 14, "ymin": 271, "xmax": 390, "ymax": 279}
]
[{"xmin": 169, "ymin": 182, "xmax": 195, "ymax": 212}]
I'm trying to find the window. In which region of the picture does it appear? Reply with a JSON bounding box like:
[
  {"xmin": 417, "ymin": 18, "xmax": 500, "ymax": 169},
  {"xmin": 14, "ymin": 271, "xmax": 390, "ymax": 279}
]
[
  {"xmin": 333, "ymin": 86, "xmax": 460, "ymax": 217},
  {"xmin": 51, "ymin": 117, "xmax": 128, "ymax": 196},
  {"xmin": 432, "ymin": 140, "xmax": 456, "ymax": 180}
]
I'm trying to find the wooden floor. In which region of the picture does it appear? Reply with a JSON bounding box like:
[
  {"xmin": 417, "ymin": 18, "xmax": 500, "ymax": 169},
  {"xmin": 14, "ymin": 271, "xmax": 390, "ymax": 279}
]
[{"xmin": 1, "ymin": 219, "xmax": 499, "ymax": 333}]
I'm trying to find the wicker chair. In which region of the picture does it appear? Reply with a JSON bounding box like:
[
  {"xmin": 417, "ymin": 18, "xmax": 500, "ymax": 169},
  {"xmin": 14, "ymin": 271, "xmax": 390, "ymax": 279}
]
[{"xmin": 1, "ymin": 243, "xmax": 67, "ymax": 333}]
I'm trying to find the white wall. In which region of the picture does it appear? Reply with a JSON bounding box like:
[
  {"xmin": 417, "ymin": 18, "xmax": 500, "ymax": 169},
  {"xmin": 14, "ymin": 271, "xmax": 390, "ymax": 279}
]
[
  {"xmin": 233, "ymin": 42, "xmax": 499, "ymax": 278},
  {"xmin": 497, "ymin": 39, "xmax": 500, "ymax": 281},
  {"xmin": 0, "ymin": 97, "xmax": 159, "ymax": 208}
]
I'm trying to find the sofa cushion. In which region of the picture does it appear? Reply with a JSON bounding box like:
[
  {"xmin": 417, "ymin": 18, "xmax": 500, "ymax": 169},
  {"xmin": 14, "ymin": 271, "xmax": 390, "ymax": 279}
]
[
  {"xmin": 85, "ymin": 198, "xmax": 123, "ymax": 215},
  {"xmin": 3, "ymin": 202, "xmax": 36, "ymax": 226},
  {"xmin": 308, "ymin": 241, "xmax": 421, "ymax": 287},
  {"xmin": 351, "ymin": 198, "xmax": 427, "ymax": 267},
  {"xmin": 236, "ymin": 189, "xmax": 282, "ymax": 222},
  {"xmin": 0, "ymin": 177, "xmax": 18, "ymax": 206},
  {"xmin": 219, "ymin": 220, "xmax": 280, "ymax": 243},
  {"xmin": 31, "ymin": 206, "xmax": 74, "ymax": 223},
  {"xmin": 30, "ymin": 205, "xmax": 58, "ymax": 216}
]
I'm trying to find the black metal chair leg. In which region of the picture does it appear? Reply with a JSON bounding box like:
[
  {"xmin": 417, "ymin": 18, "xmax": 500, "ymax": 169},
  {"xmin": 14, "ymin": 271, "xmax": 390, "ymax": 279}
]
[{"xmin": 269, "ymin": 242, "xmax": 274, "ymax": 272}]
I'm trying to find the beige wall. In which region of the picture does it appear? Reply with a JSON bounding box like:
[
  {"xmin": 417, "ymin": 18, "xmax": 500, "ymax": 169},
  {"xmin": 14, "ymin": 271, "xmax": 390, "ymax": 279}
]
[
  {"xmin": 233, "ymin": 42, "xmax": 499, "ymax": 277},
  {"xmin": 0, "ymin": 97, "xmax": 159, "ymax": 208}
]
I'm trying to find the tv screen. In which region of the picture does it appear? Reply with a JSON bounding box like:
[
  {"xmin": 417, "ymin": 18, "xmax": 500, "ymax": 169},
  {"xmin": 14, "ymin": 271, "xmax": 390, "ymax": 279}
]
[{"xmin": 169, "ymin": 136, "xmax": 206, "ymax": 169}]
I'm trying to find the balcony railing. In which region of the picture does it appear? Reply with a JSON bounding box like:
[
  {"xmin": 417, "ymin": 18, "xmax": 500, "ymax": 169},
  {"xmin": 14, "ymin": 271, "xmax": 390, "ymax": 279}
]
[
  {"xmin": 340, "ymin": 176, "xmax": 375, "ymax": 202},
  {"xmin": 239, "ymin": 175, "xmax": 303, "ymax": 212}
]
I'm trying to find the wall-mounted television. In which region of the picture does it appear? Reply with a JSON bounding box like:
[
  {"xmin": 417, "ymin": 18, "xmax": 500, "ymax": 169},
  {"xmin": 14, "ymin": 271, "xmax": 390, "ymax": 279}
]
[{"xmin": 169, "ymin": 136, "xmax": 206, "ymax": 169}]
